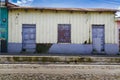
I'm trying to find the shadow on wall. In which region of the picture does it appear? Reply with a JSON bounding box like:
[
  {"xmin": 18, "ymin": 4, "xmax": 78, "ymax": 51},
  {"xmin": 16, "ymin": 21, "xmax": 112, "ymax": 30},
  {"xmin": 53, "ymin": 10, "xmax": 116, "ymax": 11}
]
[{"xmin": 36, "ymin": 44, "xmax": 52, "ymax": 53}]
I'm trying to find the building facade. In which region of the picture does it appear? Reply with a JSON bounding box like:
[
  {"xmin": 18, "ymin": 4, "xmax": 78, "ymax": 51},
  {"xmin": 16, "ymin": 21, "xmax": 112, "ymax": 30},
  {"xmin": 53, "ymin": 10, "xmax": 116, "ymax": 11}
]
[
  {"xmin": 8, "ymin": 7, "xmax": 119, "ymax": 54},
  {"xmin": 0, "ymin": 2, "xmax": 8, "ymax": 52},
  {"xmin": 116, "ymin": 17, "xmax": 120, "ymax": 52}
]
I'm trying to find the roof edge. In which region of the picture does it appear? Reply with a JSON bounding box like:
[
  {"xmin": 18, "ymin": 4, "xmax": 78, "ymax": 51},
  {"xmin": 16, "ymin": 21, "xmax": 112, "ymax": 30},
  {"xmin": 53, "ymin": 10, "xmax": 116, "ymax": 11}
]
[
  {"xmin": 7, "ymin": 2, "xmax": 19, "ymax": 7},
  {"xmin": 9, "ymin": 7, "xmax": 118, "ymax": 12}
]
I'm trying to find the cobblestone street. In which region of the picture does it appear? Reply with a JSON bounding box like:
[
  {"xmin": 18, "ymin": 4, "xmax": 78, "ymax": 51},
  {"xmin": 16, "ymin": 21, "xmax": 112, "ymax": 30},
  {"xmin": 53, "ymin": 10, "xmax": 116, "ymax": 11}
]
[{"xmin": 0, "ymin": 64, "xmax": 120, "ymax": 80}]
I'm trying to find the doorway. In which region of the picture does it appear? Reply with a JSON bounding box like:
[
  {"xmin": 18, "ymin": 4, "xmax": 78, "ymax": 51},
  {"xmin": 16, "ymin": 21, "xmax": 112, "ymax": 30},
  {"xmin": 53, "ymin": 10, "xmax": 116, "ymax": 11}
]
[
  {"xmin": 92, "ymin": 25, "xmax": 105, "ymax": 53},
  {"xmin": 22, "ymin": 24, "xmax": 36, "ymax": 52}
]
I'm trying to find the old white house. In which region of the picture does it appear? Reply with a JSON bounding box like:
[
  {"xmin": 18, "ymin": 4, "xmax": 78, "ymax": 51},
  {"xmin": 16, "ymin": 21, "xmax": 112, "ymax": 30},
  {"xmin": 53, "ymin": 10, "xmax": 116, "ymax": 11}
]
[{"xmin": 8, "ymin": 7, "xmax": 119, "ymax": 54}]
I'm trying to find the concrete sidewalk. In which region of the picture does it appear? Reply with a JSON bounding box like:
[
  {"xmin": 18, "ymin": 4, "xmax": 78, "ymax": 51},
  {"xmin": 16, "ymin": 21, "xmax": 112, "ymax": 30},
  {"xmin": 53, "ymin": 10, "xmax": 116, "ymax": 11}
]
[{"xmin": 0, "ymin": 54, "xmax": 120, "ymax": 64}]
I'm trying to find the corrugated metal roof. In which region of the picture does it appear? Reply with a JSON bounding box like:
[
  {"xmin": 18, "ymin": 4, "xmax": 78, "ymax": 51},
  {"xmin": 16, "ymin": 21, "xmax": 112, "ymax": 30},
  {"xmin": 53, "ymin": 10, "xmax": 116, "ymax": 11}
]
[
  {"xmin": 7, "ymin": 2, "xmax": 19, "ymax": 7},
  {"xmin": 9, "ymin": 7, "xmax": 118, "ymax": 12},
  {"xmin": 0, "ymin": 2, "xmax": 18, "ymax": 7}
]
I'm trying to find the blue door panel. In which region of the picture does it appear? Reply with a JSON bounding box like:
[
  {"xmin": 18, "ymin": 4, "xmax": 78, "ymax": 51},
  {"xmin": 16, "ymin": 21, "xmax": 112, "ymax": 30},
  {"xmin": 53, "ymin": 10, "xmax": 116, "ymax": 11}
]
[
  {"xmin": 23, "ymin": 44, "xmax": 36, "ymax": 48},
  {"xmin": 22, "ymin": 24, "xmax": 36, "ymax": 52},
  {"xmin": 23, "ymin": 40, "xmax": 36, "ymax": 44},
  {"xmin": 92, "ymin": 25, "xmax": 104, "ymax": 53}
]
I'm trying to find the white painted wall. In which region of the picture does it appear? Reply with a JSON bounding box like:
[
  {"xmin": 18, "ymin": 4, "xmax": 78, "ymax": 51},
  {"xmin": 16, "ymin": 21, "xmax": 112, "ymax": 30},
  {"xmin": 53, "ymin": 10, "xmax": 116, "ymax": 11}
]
[{"xmin": 8, "ymin": 9, "xmax": 117, "ymax": 44}]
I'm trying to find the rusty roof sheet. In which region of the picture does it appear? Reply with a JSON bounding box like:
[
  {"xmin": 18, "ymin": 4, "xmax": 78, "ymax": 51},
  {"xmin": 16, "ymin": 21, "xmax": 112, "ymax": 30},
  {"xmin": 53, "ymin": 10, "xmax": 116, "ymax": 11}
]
[
  {"xmin": 0, "ymin": 2, "xmax": 19, "ymax": 7},
  {"xmin": 9, "ymin": 7, "xmax": 118, "ymax": 12},
  {"xmin": 7, "ymin": 2, "xmax": 19, "ymax": 7}
]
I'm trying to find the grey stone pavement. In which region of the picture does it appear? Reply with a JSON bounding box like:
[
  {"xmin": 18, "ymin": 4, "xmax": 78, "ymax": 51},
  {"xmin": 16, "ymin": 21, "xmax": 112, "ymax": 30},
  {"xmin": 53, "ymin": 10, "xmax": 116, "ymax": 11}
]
[
  {"xmin": 0, "ymin": 64, "xmax": 120, "ymax": 80},
  {"xmin": 0, "ymin": 64, "xmax": 120, "ymax": 74}
]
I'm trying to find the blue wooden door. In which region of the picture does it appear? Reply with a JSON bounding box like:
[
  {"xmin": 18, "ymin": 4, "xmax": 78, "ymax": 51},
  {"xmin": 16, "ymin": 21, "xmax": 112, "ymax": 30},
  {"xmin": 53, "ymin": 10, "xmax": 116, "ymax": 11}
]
[
  {"xmin": 92, "ymin": 25, "xmax": 104, "ymax": 53},
  {"xmin": 22, "ymin": 24, "xmax": 36, "ymax": 52}
]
